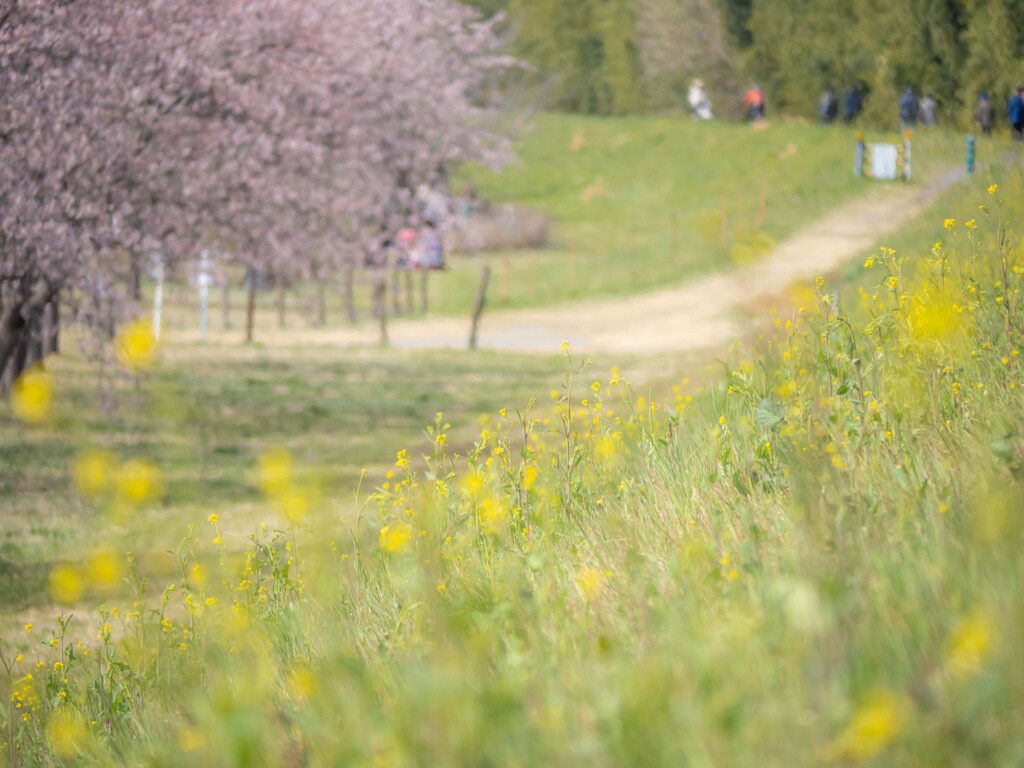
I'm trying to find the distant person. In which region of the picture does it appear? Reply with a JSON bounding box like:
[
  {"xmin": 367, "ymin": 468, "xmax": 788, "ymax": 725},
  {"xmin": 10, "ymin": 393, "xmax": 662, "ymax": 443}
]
[
  {"xmin": 818, "ymin": 88, "xmax": 838, "ymax": 124},
  {"xmin": 898, "ymin": 86, "xmax": 918, "ymax": 132},
  {"xmin": 1009, "ymin": 87, "xmax": 1024, "ymax": 139},
  {"xmin": 919, "ymin": 94, "xmax": 937, "ymax": 126},
  {"xmin": 842, "ymin": 86, "xmax": 862, "ymax": 124},
  {"xmin": 744, "ymin": 84, "xmax": 765, "ymax": 122},
  {"xmin": 977, "ymin": 92, "xmax": 995, "ymax": 136},
  {"xmin": 688, "ymin": 78, "xmax": 713, "ymax": 121},
  {"xmin": 410, "ymin": 220, "xmax": 444, "ymax": 269}
]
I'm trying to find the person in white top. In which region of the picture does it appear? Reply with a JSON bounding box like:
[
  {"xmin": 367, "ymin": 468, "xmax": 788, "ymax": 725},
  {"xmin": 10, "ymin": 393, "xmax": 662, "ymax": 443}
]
[{"xmin": 688, "ymin": 78, "xmax": 713, "ymax": 121}]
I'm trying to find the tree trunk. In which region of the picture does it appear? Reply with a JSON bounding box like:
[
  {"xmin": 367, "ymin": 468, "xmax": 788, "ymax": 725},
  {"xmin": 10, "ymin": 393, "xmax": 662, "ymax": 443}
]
[
  {"xmin": 0, "ymin": 277, "xmax": 51, "ymax": 387},
  {"xmin": 129, "ymin": 250, "xmax": 143, "ymax": 302},
  {"xmin": 342, "ymin": 265, "xmax": 357, "ymax": 324},
  {"xmin": 277, "ymin": 281, "xmax": 286, "ymax": 329},
  {"xmin": 1, "ymin": 332, "xmax": 29, "ymax": 394},
  {"xmin": 0, "ymin": 297, "xmax": 26, "ymax": 384},
  {"xmin": 468, "ymin": 266, "xmax": 491, "ymax": 350},
  {"xmin": 42, "ymin": 294, "xmax": 60, "ymax": 356},
  {"xmin": 316, "ymin": 280, "xmax": 326, "ymax": 328},
  {"xmin": 245, "ymin": 276, "xmax": 257, "ymax": 344},
  {"xmin": 221, "ymin": 282, "xmax": 231, "ymax": 330},
  {"xmin": 419, "ymin": 269, "xmax": 429, "ymax": 315},
  {"xmin": 24, "ymin": 306, "xmax": 42, "ymax": 368},
  {"xmin": 373, "ymin": 270, "xmax": 388, "ymax": 346},
  {"xmin": 404, "ymin": 270, "xmax": 413, "ymax": 316},
  {"xmin": 390, "ymin": 263, "xmax": 401, "ymax": 317}
]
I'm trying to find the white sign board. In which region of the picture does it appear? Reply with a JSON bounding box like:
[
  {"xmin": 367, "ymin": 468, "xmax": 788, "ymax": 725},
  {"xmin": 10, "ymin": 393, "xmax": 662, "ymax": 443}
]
[{"xmin": 871, "ymin": 144, "xmax": 899, "ymax": 180}]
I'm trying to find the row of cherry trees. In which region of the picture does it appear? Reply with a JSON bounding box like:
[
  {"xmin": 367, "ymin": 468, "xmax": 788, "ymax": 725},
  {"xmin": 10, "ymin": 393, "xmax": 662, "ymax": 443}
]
[{"xmin": 0, "ymin": 0, "xmax": 513, "ymax": 385}]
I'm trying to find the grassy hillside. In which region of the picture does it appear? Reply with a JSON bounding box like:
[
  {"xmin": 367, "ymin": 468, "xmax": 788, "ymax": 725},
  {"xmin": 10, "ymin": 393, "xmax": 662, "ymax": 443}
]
[
  {"xmin": 1, "ymin": 155, "xmax": 1022, "ymax": 762},
  {"xmin": 431, "ymin": 112, "xmax": 988, "ymax": 313},
  {"xmin": 170, "ymin": 114, "xmax": 987, "ymax": 333}
]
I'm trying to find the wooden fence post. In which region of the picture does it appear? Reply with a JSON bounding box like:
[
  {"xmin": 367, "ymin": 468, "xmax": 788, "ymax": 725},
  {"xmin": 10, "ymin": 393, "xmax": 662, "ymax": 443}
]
[
  {"xmin": 373, "ymin": 270, "xmax": 388, "ymax": 346},
  {"xmin": 500, "ymin": 252, "xmax": 509, "ymax": 305},
  {"xmin": 671, "ymin": 212, "xmax": 678, "ymax": 261},
  {"xmin": 245, "ymin": 277, "xmax": 256, "ymax": 343},
  {"xmin": 221, "ymin": 282, "xmax": 231, "ymax": 330},
  {"xmin": 419, "ymin": 269, "xmax": 429, "ymax": 315},
  {"xmin": 527, "ymin": 254, "xmax": 536, "ymax": 301},
  {"xmin": 720, "ymin": 196, "xmax": 728, "ymax": 249},
  {"xmin": 569, "ymin": 242, "xmax": 578, "ymax": 292},
  {"xmin": 342, "ymin": 265, "xmax": 357, "ymax": 323},
  {"xmin": 469, "ymin": 266, "xmax": 491, "ymax": 350}
]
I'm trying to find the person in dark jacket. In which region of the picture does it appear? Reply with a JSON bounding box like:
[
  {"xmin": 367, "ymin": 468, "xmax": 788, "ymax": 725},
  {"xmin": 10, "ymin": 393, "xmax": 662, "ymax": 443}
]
[
  {"xmin": 898, "ymin": 86, "xmax": 918, "ymax": 132},
  {"xmin": 842, "ymin": 86, "xmax": 862, "ymax": 124},
  {"xmin": 977, "ymin": 93, "xmax": 995, "ymax": 136},
  {"xmin": 1009, "ymin": 87, "xmax": 1024, "ymax": 139}
]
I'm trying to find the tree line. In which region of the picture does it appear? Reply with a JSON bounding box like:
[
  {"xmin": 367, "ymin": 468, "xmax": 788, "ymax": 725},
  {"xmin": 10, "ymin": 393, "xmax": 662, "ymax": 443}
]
[{"xmin": 470, "ymin": 0, "xmax": 1024, "ymax": 125}]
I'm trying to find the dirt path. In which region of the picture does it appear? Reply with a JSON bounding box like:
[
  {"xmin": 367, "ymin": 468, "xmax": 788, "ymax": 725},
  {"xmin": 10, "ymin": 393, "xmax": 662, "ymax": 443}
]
[
  {"xmin": 181, "ymin": 169, "xmax": 966, "ymax": 356},
  {"xmin": 437, "ymin": 168, "xmax": 968, "ymax": 355}
]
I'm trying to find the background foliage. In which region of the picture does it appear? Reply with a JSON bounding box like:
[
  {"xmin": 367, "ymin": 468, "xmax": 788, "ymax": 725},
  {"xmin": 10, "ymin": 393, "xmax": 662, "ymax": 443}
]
[{"xmin": 468, "ymin": 0, "xmax": 1024, "ymax": 125}]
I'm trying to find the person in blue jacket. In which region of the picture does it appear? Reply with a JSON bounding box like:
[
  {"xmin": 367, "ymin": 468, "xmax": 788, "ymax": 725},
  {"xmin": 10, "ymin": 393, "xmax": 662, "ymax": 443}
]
[
  {"xmin": 1009, "ymin": 87, "xmax": 1024, "ymax": 139},
  {"xmin": 898, "ymin": 86, "xmax": 918, "ymax": 132}
]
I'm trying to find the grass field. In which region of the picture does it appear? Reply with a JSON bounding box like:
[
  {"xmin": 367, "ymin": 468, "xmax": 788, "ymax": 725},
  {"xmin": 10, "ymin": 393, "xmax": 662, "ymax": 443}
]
[
  {"xmin": 433, "ymin": 113, "xmax": 993, "ymax": 313},
  {"xmin": 202, "ymin": 114, "xmax": 995, "ymax": 336},
  {"xmin": 1, "ymin": 115, "xmax": 1022, "ymax": 764}
]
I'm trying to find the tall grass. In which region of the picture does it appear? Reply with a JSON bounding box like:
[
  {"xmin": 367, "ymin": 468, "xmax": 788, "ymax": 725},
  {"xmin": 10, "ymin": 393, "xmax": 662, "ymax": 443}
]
[{"xmin": 2, "ymin": 170, "xmax": 1023, "ymax": 764}]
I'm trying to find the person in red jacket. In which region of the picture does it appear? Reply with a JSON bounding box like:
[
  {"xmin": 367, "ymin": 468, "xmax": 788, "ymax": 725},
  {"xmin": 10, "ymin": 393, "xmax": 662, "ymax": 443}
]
[{"xmin": 744, "ymin": 84, "xmax": 765, "ymax": 122}]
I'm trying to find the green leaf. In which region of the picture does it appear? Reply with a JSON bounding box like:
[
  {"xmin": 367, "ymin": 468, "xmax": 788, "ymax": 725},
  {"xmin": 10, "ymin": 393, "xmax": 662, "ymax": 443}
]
[{"xmin": 755, "ymin": 398, "xmax": 785, "ymax": 430}]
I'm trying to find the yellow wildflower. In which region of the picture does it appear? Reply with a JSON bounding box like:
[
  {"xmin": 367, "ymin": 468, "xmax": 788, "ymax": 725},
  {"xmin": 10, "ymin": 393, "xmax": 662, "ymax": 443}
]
[
  {"xmin": 379, "ymin": 521, "xmax": 414, "ymax": 553},
  {"xmin": 258, "ymin": 447, "xmax": 292, "ymax": 498},
  {"xmin": 824, "ymin": 689, "xmax": 910, "ymax": 761},
  {"xmin": 87, "ymin": 550, "xmax": 124, "ymax": 595},
  {"xmin": 115, "ymin": 459, "xmax": 164, "ymax": 506},
  {"xmin": 576, "ymin": 566, "xmax": 605, "ymax": 603},
  {"xmin": 946, "ymin": 608, "xmax": 995, "ymax": 679},
  {"xmin": 73, "ymin": 449, "xmax": 116, "ymax": 498},
  {"xmin": 49, "ymin": 563, "xmax": 83, "ymax": 605},
  {"xmin": 114, "ymin": 318, "xmax": 158, "ymax": 373},
  {"xmin": 11, "ymin": 365, "xmax": 53, "ymax": 424}
]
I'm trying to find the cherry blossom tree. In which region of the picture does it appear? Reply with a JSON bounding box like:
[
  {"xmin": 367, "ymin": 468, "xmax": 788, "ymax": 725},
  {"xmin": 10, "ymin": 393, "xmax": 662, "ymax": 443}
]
[{"xmin": 0, "ymin": 0, "xmax": 513, "ymax": 385}]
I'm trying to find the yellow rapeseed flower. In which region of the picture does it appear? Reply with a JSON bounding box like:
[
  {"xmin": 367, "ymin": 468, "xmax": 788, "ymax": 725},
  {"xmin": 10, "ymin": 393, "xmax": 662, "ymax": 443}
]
[
  {"xmin": 115, "ymin": 318, "xmax": 158, "ymax": 373},
  {"xmin": 459, "ymin": 472, "xmax": 485, "ymax": 498},
  {"xmin": 477, "ymin": 495, "xmax": 507, "ymax": 533},
  {"xmin": 280, "ymin": 491, "xmax": 309, "ymax": 522},
  {"xmin": 73, "ymin": 449, "xmax": 116, "ymax": 498},
  {"xmin": 596, "ymin": 435, "xmax": 618, "ymax": 462},
  {"xmin": 988, "ymin": 184, "xmax": 998, "ymax": 195},
  {"xmin": 946, "ymin": 608, "xmax": 995, "ymax": 679},
  {"xmin": 379, "ymin": 521, "xmax": 414, "ymax": 553},
  {"xmin": 87, "ymin": 549, "xmax": 124, "ymax": 595},
  {"xmin": 576, "ymin": 566, "xmax": 605, "ymax": 603},
  {"xmin": 48, "ymin": 712, "xmax": 85, "ymax": 757},
  {"xmin": 825, "ymin": 689, "xmax": 910, "ymax": 761},
  {"xmin": 943, "ymin": 218, "xmax": 955, "ymax": 230},
  {"xmin": 11, "ymin": 365, "xmax": 53, "ymax": 424},
  {"xmin": 48, "ymin": 563, "xmax": 83, "ymax": 605},
  {"xmin": 287, "ymin": 665, "xmax": 318, "ymax": 702},
  {"xmin": 115, "ymin": 459, "xmax": 164, "ymax": 507},
  {"xmin": 258, "ymin": 447, "xmax": 292, "ymax": 499}
]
